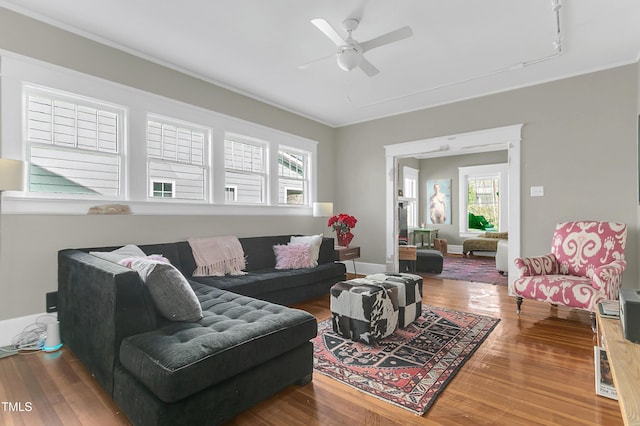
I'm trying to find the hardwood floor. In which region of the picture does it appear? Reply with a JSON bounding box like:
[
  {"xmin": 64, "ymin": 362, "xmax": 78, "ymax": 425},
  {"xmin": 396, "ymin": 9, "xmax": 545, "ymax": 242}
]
[{"xmin": 0, "ymin": 277, "xmax": 623, "ymax": 425}]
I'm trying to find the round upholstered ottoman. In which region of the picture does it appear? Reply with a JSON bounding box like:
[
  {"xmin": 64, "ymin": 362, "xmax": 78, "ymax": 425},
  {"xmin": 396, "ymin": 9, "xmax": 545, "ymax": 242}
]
[
  {"xmin": 496, "ymin": 239, "xmax": 509, "ymax": 274},
  {"xmin": 330, "ymin": 279, "xmax": 399, "ymax": 344},
  {"xmin": 416, "ymin": 249, "xmax": 444, "ymax": 273}
]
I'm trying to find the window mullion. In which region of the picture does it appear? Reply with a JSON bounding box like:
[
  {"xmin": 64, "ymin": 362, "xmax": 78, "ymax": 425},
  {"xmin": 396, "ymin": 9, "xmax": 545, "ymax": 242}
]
[{"xmin": 94, "ymin": 108, "xmax": 99, "ymax": 151}]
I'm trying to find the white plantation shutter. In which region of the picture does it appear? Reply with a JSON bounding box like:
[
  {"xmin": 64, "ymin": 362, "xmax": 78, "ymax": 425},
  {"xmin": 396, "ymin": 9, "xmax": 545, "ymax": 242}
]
[
  {"xmin": 224, "ymin": 136, "xmax": 266, "ymax": 204},
  {"xmin": 25, "ymin": 89, "xmax": 123, "ymax": 196},
  {"xmin": 146, "ymin": 118, "xmax": 208, "ymax": 200},
  {"xmin": 27, "ymin": 95, "xmax": 118, "ymax": 152}
]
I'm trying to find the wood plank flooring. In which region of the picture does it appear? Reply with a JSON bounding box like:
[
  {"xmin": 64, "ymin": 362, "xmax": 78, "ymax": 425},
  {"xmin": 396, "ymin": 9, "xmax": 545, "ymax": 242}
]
[{"xmin": 0, "ymin": 276, "xmax": 623, "ymax": 425}]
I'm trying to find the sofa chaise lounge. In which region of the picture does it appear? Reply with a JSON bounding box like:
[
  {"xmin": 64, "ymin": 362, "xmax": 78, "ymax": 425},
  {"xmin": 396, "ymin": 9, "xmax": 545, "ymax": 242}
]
[
  {"xmin": 462, "ymin": 231, "xmax": 508, "ymax": 256},
  {"xmin": 58, "ymin": 235, "xmax": 345, "ymax": 425}
]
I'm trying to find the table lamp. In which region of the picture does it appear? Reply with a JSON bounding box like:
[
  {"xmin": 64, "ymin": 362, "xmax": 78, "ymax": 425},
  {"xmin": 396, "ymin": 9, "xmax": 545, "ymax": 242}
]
[
  {"xmin": 312, "ymin": 202, "xmax": 333, "ymax": 235},
  {"xmin": 0, "ymin": 158, "xmax": 25, "ymax": 192},
  {"xmin": 312, "ymin": 202, "xmax": 333, "ymax": 218},
  {"xmin": 0, "ymin": 158, "xmax": 26, "ymax": 259}
]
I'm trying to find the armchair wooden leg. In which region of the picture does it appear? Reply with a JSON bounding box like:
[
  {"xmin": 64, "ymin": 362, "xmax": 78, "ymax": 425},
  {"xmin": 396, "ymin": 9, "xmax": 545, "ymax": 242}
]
[
  {"xmin": 516, "ymin": 297, "xmax": 523, "ymax": 315},
  {"xmin": 590, "ymin": 312, "xmax": 597, "ymax": 334}
]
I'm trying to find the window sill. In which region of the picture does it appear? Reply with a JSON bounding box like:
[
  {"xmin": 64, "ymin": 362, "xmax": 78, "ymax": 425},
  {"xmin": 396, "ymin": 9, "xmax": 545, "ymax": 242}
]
[
  {"xmin": 459, "ymin": 230, "xmax": 487, "ymax": 239},
  {"xmin": 1, "ymin": 196, "xmax": 311, "ymax": 216}
]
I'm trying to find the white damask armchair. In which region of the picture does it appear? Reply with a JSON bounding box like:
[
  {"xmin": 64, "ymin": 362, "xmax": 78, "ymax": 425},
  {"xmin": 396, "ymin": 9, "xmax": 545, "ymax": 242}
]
[{"xmin": 511, "ymin": 221, "xmax": 627, "ymax": 330}]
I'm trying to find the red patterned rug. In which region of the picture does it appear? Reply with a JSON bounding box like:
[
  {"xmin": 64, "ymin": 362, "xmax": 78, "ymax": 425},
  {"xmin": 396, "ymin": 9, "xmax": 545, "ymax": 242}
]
[
  {"xmin": 313, "ymin": 306, "xmax": 500, "ymax": 415},
  {"xmin": 433, "ymin": 255, "xmax": 508, "ymax": 285}
]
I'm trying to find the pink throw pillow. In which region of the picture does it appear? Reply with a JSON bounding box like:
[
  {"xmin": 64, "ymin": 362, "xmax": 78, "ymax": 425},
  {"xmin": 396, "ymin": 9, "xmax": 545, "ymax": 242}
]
[{"xmin": 273, "ymin": 243, "xmax": 315, "ymax": 270}]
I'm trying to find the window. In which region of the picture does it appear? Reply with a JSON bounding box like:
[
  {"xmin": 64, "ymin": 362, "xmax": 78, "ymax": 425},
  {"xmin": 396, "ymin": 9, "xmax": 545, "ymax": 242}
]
[
  {"xmin": 225, "ymin": 185, "xmax": 238, "ymax": 201},
  {"xmin": 468, "ymin": 177, "xmax": 498, "ymax": 224},
  {"xmin": 458, "ymin": 163, "xmax": 508, "ymax": 235},
  {"xmin": 224, "ymin": 135, "xmax": 266, "ymax": 204},
  {"xmin": 278, "ymin": 149, "xmax": 308, "ymax": 205},
  {"xmin": 147, "ymin": 117, "xmax": 208, "ymax": 201},
  {"xmin": 3, "ymin": 56, "xmax": 318, "ymax": 214},
  {"xmin": 151, "ymin": 180, "xmax": 174, "ymax": 198},
  {"xmin": 284, "ymin": 188, "xmax": 303, "ymax": 203},
  {"xmin": 25, "ymin": 87, "xmax": 124, "ymax": 197},
  {"xmin": 402, "ymin": 166, "xmax": 419, "ymax": 228}
]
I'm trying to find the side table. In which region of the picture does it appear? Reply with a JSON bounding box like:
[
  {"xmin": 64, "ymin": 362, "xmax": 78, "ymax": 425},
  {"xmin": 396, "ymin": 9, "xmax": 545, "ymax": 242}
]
[
  {"xmin": 335, "ymin": 246, "xmax": 361, "ymax": 276},
  {"xmin": 412, "ymin": 228, "xmax": 439, "ymax": 248},
  {"xmin": 399, "ymin": 245, "xmax": 417, "ymax": 272}
]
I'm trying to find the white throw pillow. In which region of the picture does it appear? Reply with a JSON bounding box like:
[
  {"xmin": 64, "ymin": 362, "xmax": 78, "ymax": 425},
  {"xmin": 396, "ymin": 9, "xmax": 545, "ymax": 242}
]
[
  {"xmin": 90, "ymin": 244, "xmax": 147, "ymax": 263},
  {"xmin": 290, "ymin": 234, "xmax": 323, "ymax": 266}
]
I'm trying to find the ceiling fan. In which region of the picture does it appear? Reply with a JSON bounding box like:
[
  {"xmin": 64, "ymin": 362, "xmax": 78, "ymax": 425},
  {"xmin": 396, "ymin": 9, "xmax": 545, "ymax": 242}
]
[{"xmin": 302, "ymin": 18, "xmax": 413, "ymax": 77}]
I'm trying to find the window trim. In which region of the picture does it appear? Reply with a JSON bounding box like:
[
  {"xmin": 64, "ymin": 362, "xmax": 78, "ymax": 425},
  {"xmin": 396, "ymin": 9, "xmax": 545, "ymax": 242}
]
[
  {"xmin": 23, "ymin": 84, "xmax": 127, "ymax": 200},
  {"xmin": 458, "ymin": 163, "xmax": 508, "ymax": 238},
  {"xmin": 402, "ymin": 166, "xmax": 419, "ymax": 228},
  {"xmin": 278, "ymin": 146, "xmax": 309, "ymax": 206},
  {"xmin": 224, "ymin": 134, "xmax": 268, "ymax": 205},
  {"xmin": 146, "ymin": 114, "xmax": 210, "ymax": 202},
  {"xmin": 0, "ymin": 54, "xmax": 319, "ymax": 215}
]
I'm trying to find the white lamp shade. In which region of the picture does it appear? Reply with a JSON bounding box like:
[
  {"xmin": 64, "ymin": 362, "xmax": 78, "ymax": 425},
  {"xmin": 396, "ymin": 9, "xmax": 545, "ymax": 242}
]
[
  {"xmin": 0, "ymin": 158, "xmax": 26, "ymax": 191},
  {"xmin": 313, "ymin": 202, "xmax": 333, "ymax": 217},
  {"xmin": 336, "ymin": 48, "xmax": 361, "ymax": 72}
]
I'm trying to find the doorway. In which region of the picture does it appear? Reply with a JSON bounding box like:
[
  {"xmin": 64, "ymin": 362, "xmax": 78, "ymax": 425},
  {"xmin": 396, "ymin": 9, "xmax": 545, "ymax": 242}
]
[{"xmin": 384, "ymin": 124, "xmax": 522, "ymax": 285}]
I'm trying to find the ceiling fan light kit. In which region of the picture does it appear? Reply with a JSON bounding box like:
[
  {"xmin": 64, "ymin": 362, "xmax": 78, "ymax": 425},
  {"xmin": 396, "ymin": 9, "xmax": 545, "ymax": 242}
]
[
  {"xmin": 337, "ymin": 47, "xmax": 361, "ymax": 71},
  {"xmin": 307, "ymin": 16, "xmax": 413, "ymax": 77}
]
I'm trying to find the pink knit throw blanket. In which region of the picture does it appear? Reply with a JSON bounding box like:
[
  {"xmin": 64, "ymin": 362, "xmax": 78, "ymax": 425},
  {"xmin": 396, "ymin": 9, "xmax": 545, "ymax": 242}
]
[{"xmin": 188, "ymin": 236, "xmax": 247, "ymax": 277}]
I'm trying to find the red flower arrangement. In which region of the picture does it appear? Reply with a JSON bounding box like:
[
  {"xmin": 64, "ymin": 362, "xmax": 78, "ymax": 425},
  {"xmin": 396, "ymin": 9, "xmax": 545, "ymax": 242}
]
[{"xmin": 328, "ymin": 213, "xmax": 357, "ymax": 247}]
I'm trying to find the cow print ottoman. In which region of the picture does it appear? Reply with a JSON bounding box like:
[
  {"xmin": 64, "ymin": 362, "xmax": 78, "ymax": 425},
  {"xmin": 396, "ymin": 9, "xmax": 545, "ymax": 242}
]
[
  {"xmin": 330, "ymin": 279, "xmax": 399, "ymax": 344},
  {"xmin": 365, "ymin": 272, "xmax": 423, "ymax": 328}
]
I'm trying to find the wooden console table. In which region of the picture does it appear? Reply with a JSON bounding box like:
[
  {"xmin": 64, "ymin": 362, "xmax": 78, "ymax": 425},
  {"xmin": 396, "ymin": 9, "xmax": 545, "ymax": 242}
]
[{"xmin": 597, "ymin": 311, "xmax": 640, "ymax": 425}]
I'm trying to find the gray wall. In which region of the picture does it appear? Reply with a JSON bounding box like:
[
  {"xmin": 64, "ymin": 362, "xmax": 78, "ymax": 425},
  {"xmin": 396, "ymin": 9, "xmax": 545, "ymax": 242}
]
[
  {"xmin": 1, "ymin": 6, "xmax": 639, "ymax": 321},
  {"xmin": 0, "ymin": 8, "xmax": 336, "ymax": 320},
  {"xmin": 336, "ymin": 64, "xmax": 639, "ymax": 289},
  {"xmin": 419, "ymin": 151, "xmax": 508, "ymax": 246}
]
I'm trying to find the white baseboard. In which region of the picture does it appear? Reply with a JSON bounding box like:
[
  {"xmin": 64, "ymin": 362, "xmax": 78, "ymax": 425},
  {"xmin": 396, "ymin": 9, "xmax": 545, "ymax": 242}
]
[
  {"xmin": 446, "ymin": 245, "xmax": 495, "ymax": 257},
  {"xmin": 448, "ymin": 244, "xmax": 463, "ymax": 254},
  {"xmin": 0, "ymin": 312, "xmax": 57, "ymax": 347},
  {"xmin": 341, "ymin": 261, "xmax": 386, "ymax": 276}
]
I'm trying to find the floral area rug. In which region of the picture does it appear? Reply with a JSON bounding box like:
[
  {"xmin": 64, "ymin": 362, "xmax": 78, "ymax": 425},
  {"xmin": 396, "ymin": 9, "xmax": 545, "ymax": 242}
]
[
  {"xmin": 432, "ymin": 255, "xmax": 508, "ymax": 285},
  {"xmin": 313, "ymin": 306, "xmax": 500, "ymax": 415}
]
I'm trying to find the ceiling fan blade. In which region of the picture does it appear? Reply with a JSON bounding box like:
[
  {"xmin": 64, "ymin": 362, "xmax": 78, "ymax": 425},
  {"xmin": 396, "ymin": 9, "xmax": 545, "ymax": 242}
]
[
  {"xmin": 360, "ymin": 26, "xmax": 413, "ymax": 53},
  {"xmin": 311, "ymin": 18, "xmax": 346, "ymax": 47},
  {"xmin": 298, "ymin": 53, "xmax": 335, "ymax": 70},
  {"xmin": 358, "ymin": 57, "xmax": 379, "ymax": 77}
]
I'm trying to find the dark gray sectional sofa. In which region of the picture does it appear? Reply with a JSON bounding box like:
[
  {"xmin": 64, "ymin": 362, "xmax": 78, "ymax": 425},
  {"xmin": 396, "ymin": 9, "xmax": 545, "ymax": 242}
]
[{"xmin": 58, "ymin": 235, "xmax": 345, "ymax": 425}]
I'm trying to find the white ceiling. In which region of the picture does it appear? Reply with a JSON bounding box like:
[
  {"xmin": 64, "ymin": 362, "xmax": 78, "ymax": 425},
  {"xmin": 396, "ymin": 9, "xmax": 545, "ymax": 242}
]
[{"xmin": 1, "ymin": 0, "xmax": 639, "ymax": 127}]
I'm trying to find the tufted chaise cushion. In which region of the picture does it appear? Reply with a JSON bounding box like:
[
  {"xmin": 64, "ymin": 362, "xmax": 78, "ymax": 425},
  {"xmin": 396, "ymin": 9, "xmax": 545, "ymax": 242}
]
[{"xmin": 118, "ymin": 282, "xmax": 317, "ymax": 403}]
